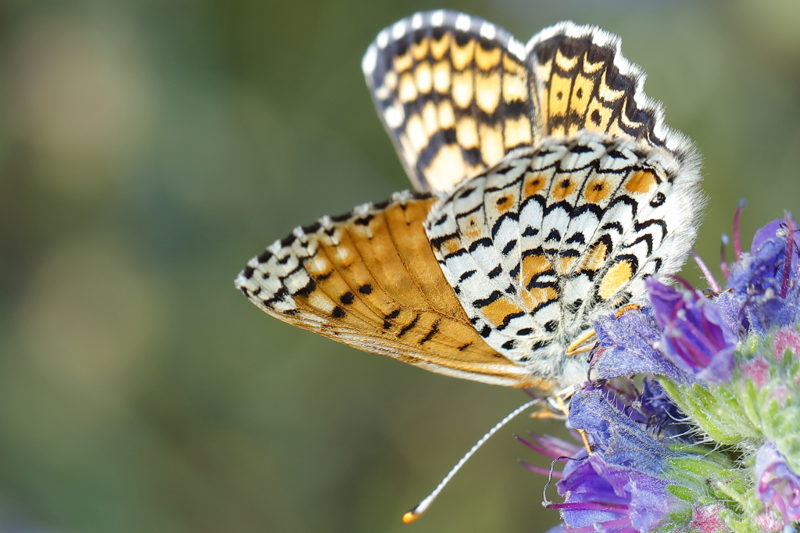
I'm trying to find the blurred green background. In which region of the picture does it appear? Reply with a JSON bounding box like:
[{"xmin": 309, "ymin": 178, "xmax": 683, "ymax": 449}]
[{"xmin": 1, "ymin": 0, "xmax": 799, "ymax": 532}]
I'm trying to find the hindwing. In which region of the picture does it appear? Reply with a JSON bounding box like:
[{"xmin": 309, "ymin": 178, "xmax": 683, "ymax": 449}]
[
  {"xmin": 362, "ymin": 11, "xmax": 535, "ymax": 193},
  {"xmin": 527, "ymin": 22, "xmax": 693, "ymax": 160},
  {"xmin": 425, "ymin": 134, "xmax": 701, "ymax": 386}
]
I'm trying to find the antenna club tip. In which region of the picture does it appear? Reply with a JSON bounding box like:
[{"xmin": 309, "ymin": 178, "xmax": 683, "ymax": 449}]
[{"xmin": 402, "ymin": 510, "xmax": 422, "ymax": 524}]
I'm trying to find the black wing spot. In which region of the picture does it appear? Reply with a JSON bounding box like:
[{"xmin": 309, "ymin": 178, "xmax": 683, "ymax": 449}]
[
  {"xmin": 359, "ymin": 284, "xmax": 373, "ymax": 294},
  {"xmin": 650, "ymin": 192, "xmax": 666, "ymax": 208},
  {"xmin": 419, "ymin": 320, "xmax": 441, "ymax": 345},
  {"xmin": 295, "ymin": 279, "xmax": 317, "ymax": 297},
  {"xmin": 332, "ymin": 306, "xmax": 345, "ymax": 318},
  {"xmin": 339, "ymin": 291, "xmax": 354, "ymax": 305},
  {"xmin": 459, "ymin": 270, "xmax": 477, "ymax": 282},
  {"xmin": 398, "ymin": 314, "xmax": 420, "ymax": 337}
]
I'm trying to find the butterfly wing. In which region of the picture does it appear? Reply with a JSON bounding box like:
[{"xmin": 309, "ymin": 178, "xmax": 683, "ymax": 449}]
[
  {"xmin": 423, "ymin": 21, "xmax": 702, "ymax": 387},
  {"xmin": 426, "ymin": 134, "xmax": 701, "ymax": 386},
  {"xmin": 236, "ymin": 191, "xmax": 549, "ymax": 389},
  {"xmin": 526, "ymin": 22, "xmax": 693, "ymax": 160},
  {"xmin": 362, "ymin": 11, "xmax": 535, "ymax": 193},
  {"xmin": 239, "ymin": 14, "xmax": 702, "ymax": 390}
]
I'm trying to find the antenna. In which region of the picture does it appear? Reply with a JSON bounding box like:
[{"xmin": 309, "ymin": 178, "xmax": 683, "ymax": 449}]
[{"xmin": 401, "ymin": 397, "xmax": 542, "ymax": 524}]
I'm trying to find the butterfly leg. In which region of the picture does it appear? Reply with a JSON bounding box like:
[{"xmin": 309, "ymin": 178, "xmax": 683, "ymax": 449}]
[
  {"xmin": 565, "ymin": 329, "xmax": 597, "ymax": 357},
  {"xmin": 566, "ymin": 304, "xmax": 641, "ymax": 357},
  {"xmin": 552, "ymin": 393, "xmax": 593, "ymax": 455}
]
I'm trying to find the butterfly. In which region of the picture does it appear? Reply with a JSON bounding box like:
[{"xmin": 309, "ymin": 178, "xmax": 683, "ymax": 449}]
[{"xmin": 235, "ymin": 10, "xmax": 702, "ymax": 392}]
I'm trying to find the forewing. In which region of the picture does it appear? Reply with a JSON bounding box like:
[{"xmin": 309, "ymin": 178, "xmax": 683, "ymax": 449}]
[
  {"xmin": 236, "ymin": 191, "xmax": 547, "ymax": 389},
  {"xmin": 425, "ymin": 134, "xmax": 702, "ymax": 384},
  {"xmin": 362, "ymin": 10, "xmax": 535, "ymax": 193},
  {"xmin": 526, "ymin": 22, "xmax": 693, "ymax": 160}
]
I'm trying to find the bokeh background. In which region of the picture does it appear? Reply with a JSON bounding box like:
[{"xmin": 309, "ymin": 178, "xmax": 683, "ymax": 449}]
[{"xmin": 1, "ymin": 0, "xmax": 799, "ymax": 532}]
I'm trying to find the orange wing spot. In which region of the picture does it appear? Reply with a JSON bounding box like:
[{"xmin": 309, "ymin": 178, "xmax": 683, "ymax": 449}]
[
  {"xmin": 552, "ymin": 176, "xmax": 576, "ymax": 201},
  {"xmin": 475, "ymin": 71, "xmax": 501, "ymax": 114},
  {"xmin": 586, "ymin": 100, "xmax": 612, "ymax": 130},
  {"xmin": 443, "ymin": 237, "xmax": 462, "ymax": 255},
  {"xmin": 481, "ymin": 297, "xmax": 524, "ymax": 327},
  {"xmin": 405, "ymin": 114, "xmax": 427, "ymax": 151},
  {"xmin": 524, "ymin": 173, "xmax": 548, "ymax": 197},
  {"xmin": 393, "ymin": 50, "xmax": 413, "ymax": 73},
  {"xmin": 502, "ymin": 54, "xmax": 524, "ymax": 73},
  {"xmin": 437, "ymin": 99, "xmax": 456, "ymax": 128},
  {"xmin": 424, "ymin": 145, "xmax": 465, "ymax": 192},
  {"xmin": 605, "ymin": 120, "xmax": 627, "ymax": 139},
  {"xmin": 478, "ymin": 122, "xmax": 504, "ymax": 165},
  {"xmin": 411, "ymin": 37, "xmax": 430, "ymax": 61},
  {"xmin": 450, "ymin": 38, "xmax": 476, "ymax": 70},
  {"xmin": 461, "ymin": 215, "xmax": 482, "ymax": 239},
  {"xmin": 581, "ymin": 241, "xmax": 608, "ymax": 272},
  {"xmin": 584, "ymin": 177, "xmax": 611, "ymax": 204},
  {"xmin": 625, "ymin": 170, "xmax": 658, "ymax": 194},
  {"xmin": 582, "ymin": 55, "xmax": 605, "ymax": 74},
  {"xmin": 554, "ymin": 49, "xmax": 579, "ymax": 71},
  {"xmin": 521, "ymin": 286, "xmax": 558, "ymax": 309},
  {"xmin": 494, "ymin": 194, "xmax": 515, "ymax": 213},
  {"xmin": 456, "ymin": 116, "xmax": 479, "ymax": 148},
  {"xmin": 522, "ymin": 254, "xmax": 552, "ymax": 288},
  {"xmin": 503, "ymin": 115, "xmax": 532, "ymax": 149},
  {"xmin": 433, "ymin": 60, "xmax": 451, "ymax": 93},
  {"xmin": 452, "ymin": 70, "xmax": 474, "ymax": 109},
  {"xmin": 474, "ymin": 43, "xmax": 501, "ymax": 70},
  {"xmin": 414, "ymin": 62, "xmax": 433, "ymax": 95},
  {"xmin": 306, "ymin": 255, "xmax": 331, "ymax": 276},
  {"xmin": 557, "ymin": 254, "xmax": 577, "ymax": 275},
  {"xmin": 598, "ymin": 259, "xmax": 634, "ymax": 300},
  {"xmin": 398, "ymin": 72, "xmax": 418, "ymax": 103},
  {"xmin": 430, "ymin": 32, "xmax": 451, "ymax": 60},
  {"xmin": 548, "ymin": 73, "xmax": 571, "ymax": 120},
  {"xmin": 503, "ymin": 72, "xmax": 528, "ymax": 103},
  {"xmin": 569, "ymin": 74, "xmax": 593, "ymax": 113}
]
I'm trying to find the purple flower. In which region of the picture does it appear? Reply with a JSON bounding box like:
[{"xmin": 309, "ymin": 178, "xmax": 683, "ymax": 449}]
[
  {"xmin": 517, "ymin": 432, "xmax": 582, "ymax": 478},
  {"xmin": 727, "ymin": 216, "xmax": 800, "ymax": 334},
  {"xmin": 592, "ymin": 308, "xmax": 687, "ymax": 383},
  {"xmin": 568, "ymin": 384, "xmax": 676, "ymax": 474},
  {"xmin": 521, "ymin": 380, "xmax": 692, "ymax": 532},
  {"xmin": 647, "ymin": 278, "xmax": 737, "ymax": 384},
  {"xmin": 550, "ymin": 454, "xmax": 671, "ymax": 532},
  {"xmin": 755, "ymin": 442, "xmax": 800, "ymax": 522},
  {"xmin": 637, "ymin": 378, "xmax": 695, "ymax": 441}
]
